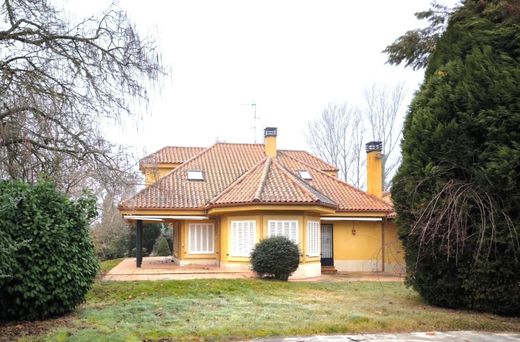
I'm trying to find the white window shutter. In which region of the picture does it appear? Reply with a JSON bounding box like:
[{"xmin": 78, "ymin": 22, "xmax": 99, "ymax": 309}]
[
  {"xmin": 307, "ymin": 221, "xmax": 319, "ymax": 256},
  {"xmin": 230, "ymin": 221, "xmax": 256, "ymax": 257},
  {"xmin": 188, "ymin": 223, "xmax": 214, "ymax": 254}
]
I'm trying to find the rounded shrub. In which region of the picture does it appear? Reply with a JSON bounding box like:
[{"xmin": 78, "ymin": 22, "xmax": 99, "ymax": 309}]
[
  {"xmin": 250, "ymin": 236, "xmax": 300, "ymax": 281},
  {"xmin": 0, "ymin": 181, "xmax": 99, "ymax": 320}
]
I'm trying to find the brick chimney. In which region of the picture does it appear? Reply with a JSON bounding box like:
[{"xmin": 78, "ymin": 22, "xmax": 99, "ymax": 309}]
[
  {"xmin": 366, "ymin": 141, "xmax": 383, "ymax": 198},
  {"xmin": 264, "ymin": 127, "xmax": 277, "ymax": 157}
]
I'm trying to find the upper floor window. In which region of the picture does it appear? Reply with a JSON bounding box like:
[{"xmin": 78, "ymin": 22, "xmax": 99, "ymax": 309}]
[
  {"xmin": 187, "ymin": 170, "xmax": 204, "ymax": 181},
  {"xmin": 298, "ymin": 170, "xmax": 312, "ymax": 180}
]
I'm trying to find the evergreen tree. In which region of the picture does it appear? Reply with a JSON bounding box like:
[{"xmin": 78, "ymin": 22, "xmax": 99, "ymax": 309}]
[
  {"xmin": 388, "ymin": 0, "xmax": 520, "ymax": 315},
  {"xmin": 155, "ymin": 237, "xmax": 172, "ymax": 257}
]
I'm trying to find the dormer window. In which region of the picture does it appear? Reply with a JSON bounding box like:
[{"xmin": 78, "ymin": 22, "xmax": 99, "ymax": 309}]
[
  {"xmin": 298, "ymin": 170, "xmax": 312, "ymax": 180},
  {"xmin": 187, "ymin": 170, "xmax": 204, "ymax": 181}
]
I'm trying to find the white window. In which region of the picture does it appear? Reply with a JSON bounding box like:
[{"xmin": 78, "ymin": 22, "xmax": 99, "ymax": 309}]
[
  {"xmin": 188, "ymin": 223, "xmax": 214, "ymax": 254},
  {"xmin": 298, "ymin": 170, "xmax": 312, "ymax": 180},
  {"xmin": 230, "ymin": 220, "xmax": 256, "ymax": 257},
  {"xmin": 187, "ymin": 170, "xmax": 204, "ymax": 181},
  {"xmin": 268, "ymin": 220, "xmax": 298, "ymax": 244},
  {"xmin": 306, "ymin": 221, "xmax": 320, "ymax": 256}
]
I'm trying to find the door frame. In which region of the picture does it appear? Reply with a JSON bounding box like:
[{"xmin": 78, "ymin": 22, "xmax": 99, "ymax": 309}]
[{"xmin": 321, "ymin": 224, "xmax": 334, "ymax": 266}]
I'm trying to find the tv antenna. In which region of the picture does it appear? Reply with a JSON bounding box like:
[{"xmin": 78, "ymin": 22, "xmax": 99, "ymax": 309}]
[{"xmin": 242, "ymin": 101, "xmax": 260, "ymax": 143}]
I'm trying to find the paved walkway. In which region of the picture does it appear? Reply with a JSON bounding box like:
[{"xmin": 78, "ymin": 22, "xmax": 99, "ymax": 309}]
[
  {"xmin": 103, "ymin": 257, "xmax": 253, "ymax": 281},
  {"xmin": 103, "ymin": 257, "xmax": 405, "ymax": 282},
  {"xmin": 258, "ymin": 331, "xmax": 520, "ymax": 341}
]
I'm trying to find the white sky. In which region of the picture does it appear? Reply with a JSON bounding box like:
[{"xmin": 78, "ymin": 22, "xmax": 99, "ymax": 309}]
[{"xmin": 73, "ymin": 0, "xmax": 457, "ymax": 159}]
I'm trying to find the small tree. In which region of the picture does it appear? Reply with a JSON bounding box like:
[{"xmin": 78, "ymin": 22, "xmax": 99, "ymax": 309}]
[
  {"xmin": 250, "ymin": 236, "xmax": 300, "ymax": 281},
  {"xmin": 155, "ymin": 236, "xmax": 171, "ymax": 257},
  {"xmin": 0, "ymin": 181, "xmax": 99, "ymax": 320}
]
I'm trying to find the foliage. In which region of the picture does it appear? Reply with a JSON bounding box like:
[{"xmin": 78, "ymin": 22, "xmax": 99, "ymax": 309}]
[
  {"xmin": 0, "ymin": 0, "xmax": 163, "ymax": 192},
  {"xmin": 155, "ymin": 236, "xmax": 171, "ymax": 257},
  {"xmin": 0, "ymin": 181, "xmax": 99, "ymax": 320},
  {"xmin": 250, "ymin": 236, "xmax": 299, "ymax": 281},
  {"xmin": 128, "ymin": 223, "xmax": 162, "ymax": 257},
  {"xmin": 91, "ymin": 190, "xmax": 134, "ymax": 260},
  {"xmin": 391, "ymin": 0, "xmax": 520, "ymax": 315},
  {"xmin": 384, "ymin": 2, "xmax": 453, "ymax": 69}
]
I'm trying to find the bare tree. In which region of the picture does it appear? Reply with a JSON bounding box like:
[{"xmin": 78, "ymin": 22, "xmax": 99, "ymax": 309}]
[
  {"xmin": 364, "ymin": 83, "xmax": 406, "ymax": 190},
  {"xmin": 306, "ymin": 102, "xmax": 365, "ymax": 188},
  {"xmin": 0, "ymin": 0, "xmax": 163, "ymax": 190}
]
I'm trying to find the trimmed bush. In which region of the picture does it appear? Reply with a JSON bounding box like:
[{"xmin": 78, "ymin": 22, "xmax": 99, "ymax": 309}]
[
  {"xmin": 251, "ymin": 236, "xmax": 299, "ymax": 281},
  {"xmin": 155, "ymin": 236, "xmax": 171, "ymax": 256},
  {"xmin": 0, "ymin": 181, "xmax": 99, "ymax": 320}
]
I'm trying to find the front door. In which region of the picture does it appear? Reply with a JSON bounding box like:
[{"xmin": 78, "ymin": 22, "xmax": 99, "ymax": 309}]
[{"xmin": 321, "ymin": 224, "xmax": 333, "ymax": 266}]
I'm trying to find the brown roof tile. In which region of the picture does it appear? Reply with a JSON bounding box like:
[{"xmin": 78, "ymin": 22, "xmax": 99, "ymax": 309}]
[
  {"xmin": 211, "ymin": 158, "xmax": 337, "ymax": 207},
  {"xmin": 120, "ymin": 143, "xmax": 392, "ymax": 213},
  {"xmin": 140, "ymin": 146, "xmax": 206, "ymax": 166}
]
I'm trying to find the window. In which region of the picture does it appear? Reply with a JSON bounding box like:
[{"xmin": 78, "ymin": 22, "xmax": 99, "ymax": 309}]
[
  {"xmin": 268, "ymin": 220, "xmax": 298, "ymax": 244},
  {"xmin": 307, "ymin": 221, "xmax": 320, "ymax": 256},
  {"xmin": 188, "ymin": 223, "xmax": 214, "ymax": 254},
  {"xmin": 187, "ymin": 170, "xmax": 204, "ymax": 181},
  {"xmin": 298, "ymin": 170, "xmax": 312, "ymax": 180},
  {"xmin": 230, "ymin": 220, "xmax": 256, "ymax": 257}
]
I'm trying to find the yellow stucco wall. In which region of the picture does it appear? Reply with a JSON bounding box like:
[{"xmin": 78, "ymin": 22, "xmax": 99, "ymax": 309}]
[
  {"xmin": 383, "ymin": 220, "xmax": 405, "ymax": 273},
  {"xmin": 175, "ymin": 219, "xmax": 219, "ymax": 265},
  {"xmin": 219, "ymin": 212, "xmax": 321, "ymax": 266},
  {"xmin": 366, "ymin": 150, "xmax": 383, "ymax": 198},
  {"xmin": 328, "ymin": 219, "xmax": 404, "ymax": 272},
  {"xmin": 141, "ymin": 163, "xmax": 181, "ymax": 186}
]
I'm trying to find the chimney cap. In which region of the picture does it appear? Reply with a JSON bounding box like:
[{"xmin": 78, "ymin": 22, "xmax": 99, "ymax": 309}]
[
  {"xmin": 264, "ymin": 127, "xmax": 278, "ymax": 137},
  {"xmin": 366, "ymin": 141, "xmax": 382, "ymax": 153}
]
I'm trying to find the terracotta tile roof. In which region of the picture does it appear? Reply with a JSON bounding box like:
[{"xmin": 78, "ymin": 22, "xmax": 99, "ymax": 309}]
[
  {"xmin": 279, "ymin": 150, "xmax": 338, "ymax": 171},
  {"xmin": 276, "ymin": 153, "xmax": 392, "ymax": 211},
  {"xmin": 211, "ymin": 158, "xmax": 337, "ymax": 207},
  {"xmin": 140, "ymin": 146, "xmax": 206, "ymax": 165},
  {"xmin": 120, "ymin": 143, "xmax": 392, "ymax": 213}
]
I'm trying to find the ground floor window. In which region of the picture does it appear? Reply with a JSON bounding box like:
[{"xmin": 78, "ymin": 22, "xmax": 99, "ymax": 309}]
[
  {"xmin": 230, "ymin": 220, "xmax": 256, "ymax": 257},
  {"xmin": 307, "ymin": 221, "xmax": 320, "ymax": 256},
  {"xmin": 268, "ymin": 220, "xmax": 298, "ymax": 244},
  {"xmin": 188, "ymin": 223, "xmax": 214, "ymax": 254}
]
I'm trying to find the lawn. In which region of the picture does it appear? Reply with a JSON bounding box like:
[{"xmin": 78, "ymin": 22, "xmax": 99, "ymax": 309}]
[{"xmin": 9, "ymin": 260, "xmax": 520, "ymax": 341}]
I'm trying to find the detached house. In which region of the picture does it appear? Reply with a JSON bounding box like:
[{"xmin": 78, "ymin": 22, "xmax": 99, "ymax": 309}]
[{"xmin": 119, "ymin": 127, "xmax": 403, "ymax": 278}]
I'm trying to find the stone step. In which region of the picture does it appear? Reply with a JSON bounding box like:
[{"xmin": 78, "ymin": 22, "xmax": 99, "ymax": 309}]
[{"xmin": 321, "ymin": 266, "xmax": 338, "ymax": 274}]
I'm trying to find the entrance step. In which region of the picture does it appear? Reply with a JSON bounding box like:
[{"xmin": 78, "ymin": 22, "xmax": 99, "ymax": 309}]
[{"xmin": 321, "ymin": 266, "xmax": 337, "ymax": 274}]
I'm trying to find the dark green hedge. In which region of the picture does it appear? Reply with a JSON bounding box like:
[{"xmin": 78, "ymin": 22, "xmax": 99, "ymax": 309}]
[
  {"xmin": 0, "ymin": 181, "xmax": 99, "ymax": 320},
  {"xmin": 251, "ymin": 236, "xmax": 299, "ymax": 281},
  {"xmin": 392, "ymin": 0, "xmax": 520, "ymax": 316}
]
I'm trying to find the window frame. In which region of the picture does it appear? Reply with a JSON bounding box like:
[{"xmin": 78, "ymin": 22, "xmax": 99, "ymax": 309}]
[
  {"xmin": 188, "ymin": 223, "xmax": 215, "ymax": 254},
  {"xmin": 267, "ymin": 220, "xmax": 299, "ymax": 244},
  {"xmin": 230, "ymin": 220, "xmax": 257, "ymax": 257}
]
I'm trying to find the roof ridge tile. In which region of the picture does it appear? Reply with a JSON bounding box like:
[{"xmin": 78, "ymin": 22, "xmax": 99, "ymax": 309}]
[{"xmin": 253, "ymin": 157, "xmax": 272, "ymax": 202}]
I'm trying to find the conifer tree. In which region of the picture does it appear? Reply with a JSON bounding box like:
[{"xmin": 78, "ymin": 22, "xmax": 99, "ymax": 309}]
[{"xmin": 387, "ymin": 0, "xmax": 520, "ymax": 315}]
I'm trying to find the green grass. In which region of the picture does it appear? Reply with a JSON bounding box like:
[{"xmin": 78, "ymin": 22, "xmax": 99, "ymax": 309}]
[{"xmin": 33, "ymin": 279, "xmax": 520, "ymax": 341}]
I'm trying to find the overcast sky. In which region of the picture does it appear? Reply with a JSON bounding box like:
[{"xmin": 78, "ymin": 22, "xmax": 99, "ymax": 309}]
[{"xmin": 74, "ymin": 0, "xmax": 458, "ymax": 159}]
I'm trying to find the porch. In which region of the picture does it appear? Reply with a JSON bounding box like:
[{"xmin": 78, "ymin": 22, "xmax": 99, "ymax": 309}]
[{"xmin": 103, "ymin": 257, "xmax": 254, "ymax": 281}]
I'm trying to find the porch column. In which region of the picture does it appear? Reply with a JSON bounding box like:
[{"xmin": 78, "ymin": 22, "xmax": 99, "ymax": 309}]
[{"xmin": 136, "ymin": 220, "xmax": 143, "ymax": 268}]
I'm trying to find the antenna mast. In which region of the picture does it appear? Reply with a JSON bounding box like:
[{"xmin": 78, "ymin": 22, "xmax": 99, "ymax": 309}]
[{"xmin": 242, "ymin": 101, "xmax": 259, "ymax": 143}]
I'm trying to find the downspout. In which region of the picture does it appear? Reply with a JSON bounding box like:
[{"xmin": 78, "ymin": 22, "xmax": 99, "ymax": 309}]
[{"xmin": 381, "ymin": 218, "xmax": 386, "ymax": 273}]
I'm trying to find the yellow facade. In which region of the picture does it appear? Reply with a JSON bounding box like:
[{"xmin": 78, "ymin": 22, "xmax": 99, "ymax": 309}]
[
  {"xmin": 141, "ymin": 163, "xmax": 181, "ymax": 186},
  {"xmin": 366, "ymin": 150, "xmax": 383, "ymax": 198}
]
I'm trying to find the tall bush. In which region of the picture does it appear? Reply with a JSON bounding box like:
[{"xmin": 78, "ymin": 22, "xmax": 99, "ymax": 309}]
[
  {"xmin": 391, "ymin": 0, "xmax": 520, "ymax": 315},
  {"xmin": 0, "ymin": 181, "xmax": 99, "ymax": 320}
]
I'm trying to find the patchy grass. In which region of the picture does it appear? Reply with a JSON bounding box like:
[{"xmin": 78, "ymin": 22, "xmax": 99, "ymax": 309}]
[
  {"xmin": 97, "ymin": 258, "xmax": 124, "ymax": 277},
  {"xmin": 23, "ymin": 279, "xmax": 519, "ymax": 341}
]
